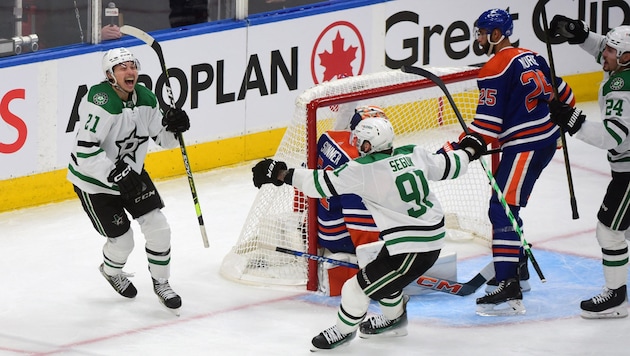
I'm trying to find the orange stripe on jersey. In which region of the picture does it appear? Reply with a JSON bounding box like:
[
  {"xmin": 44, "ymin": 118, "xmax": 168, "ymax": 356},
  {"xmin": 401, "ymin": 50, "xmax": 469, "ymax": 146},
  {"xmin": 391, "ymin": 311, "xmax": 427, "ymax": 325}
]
[
  {"xmin": 558, "ymin": 88, "xmax": 576, "ymax": 107},
  {"xmin": 472, "ymin": 120, "xmax": 502, "ymax": 134},
  {"xmin": 505, "ymin": 151, "xmax": 531, "ymax": 205},
  {"xmin": 345, "ymin": 216, "xmax": 376, "ymax": 225},
  {"xmin": 347, "ymin": 229, "xmax": 380, "ymax": 247},
  {"xmin": 319, "ymin": 225, "xmax": 347, "ymax": 234},
  {"xmin": 510, "ymin": 122, "xmax": 555, "ymax": 139},
  {"xmin": 492, "ymin": 247, "xmax": 520, "ymax": 255}
]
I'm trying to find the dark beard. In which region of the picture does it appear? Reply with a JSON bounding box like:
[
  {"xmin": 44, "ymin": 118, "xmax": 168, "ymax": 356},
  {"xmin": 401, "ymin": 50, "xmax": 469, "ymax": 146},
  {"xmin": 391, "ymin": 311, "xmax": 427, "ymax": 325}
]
[{"xmin": 481, "ymin": 42, "xmax": 492, "ymax": 56}]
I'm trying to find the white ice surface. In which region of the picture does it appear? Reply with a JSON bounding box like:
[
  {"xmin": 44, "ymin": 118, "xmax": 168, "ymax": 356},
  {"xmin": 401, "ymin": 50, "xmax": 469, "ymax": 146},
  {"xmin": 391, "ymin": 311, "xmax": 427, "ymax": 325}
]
[{"xmin": 1, "ymin": 102, "xmax": 628, "ymax": 356}]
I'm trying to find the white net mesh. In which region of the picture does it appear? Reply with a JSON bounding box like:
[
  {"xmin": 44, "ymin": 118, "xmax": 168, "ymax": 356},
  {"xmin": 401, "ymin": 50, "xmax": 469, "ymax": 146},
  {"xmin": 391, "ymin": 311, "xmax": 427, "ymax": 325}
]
[{"xmin": 220, "ymin": 67, "xmax": 492, "ymax": 288}]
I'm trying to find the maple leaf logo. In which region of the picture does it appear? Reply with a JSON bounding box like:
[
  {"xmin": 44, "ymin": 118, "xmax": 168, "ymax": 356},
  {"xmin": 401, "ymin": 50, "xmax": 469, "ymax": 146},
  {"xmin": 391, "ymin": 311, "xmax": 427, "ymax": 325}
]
[{"xmin": 318, "ymin": 31, "xmax": 358, "ymax": 82}]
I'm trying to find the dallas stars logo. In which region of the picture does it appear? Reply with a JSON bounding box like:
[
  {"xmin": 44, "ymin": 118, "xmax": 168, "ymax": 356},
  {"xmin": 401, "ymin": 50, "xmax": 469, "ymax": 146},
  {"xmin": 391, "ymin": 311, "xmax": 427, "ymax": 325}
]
[
  {"xmin": 115, "ymin": 127, "xmax": 148, "ymax": 164},
  {"xmin": 610, "ymin": 77, "xmax": 625, "ymax": 91},
  {"xmin": 112, "ymin": 213, "xmax": 125, "ymax": 226},
  {"xmin": 93, "ymin": 92, "xmax": 109, "ymax": 106}
]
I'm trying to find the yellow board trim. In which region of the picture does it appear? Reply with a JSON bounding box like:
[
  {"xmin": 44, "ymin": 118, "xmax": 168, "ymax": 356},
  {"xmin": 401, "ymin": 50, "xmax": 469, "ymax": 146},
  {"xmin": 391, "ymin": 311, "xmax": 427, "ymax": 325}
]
[
  {"xmin": 0, "ymin": 128, "xmax": 285, "ymax": 213},
  {"xmin": 0, "ymin": 70, "xmax": 604, "ymax": 213}
]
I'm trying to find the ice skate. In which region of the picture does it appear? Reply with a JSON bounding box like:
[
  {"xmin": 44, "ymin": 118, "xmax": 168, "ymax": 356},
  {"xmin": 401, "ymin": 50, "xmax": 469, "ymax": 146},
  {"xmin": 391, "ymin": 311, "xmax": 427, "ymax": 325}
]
[
  {"xmin": 486, "ymin": 254, "xmax": 531, "ymax": 293},
  {"xmin": 476, "ymin": 278, "xmax": 525, "ymax": 316},
  {"xmin": 310, "ymin": 325, "xmax": 356, "ymax": 351},
  {"xmin": 359, "ymin": 295, "xmax": 409, "ymax": 338},
  {"xmin": 99, "ymin": 263, "xmax": 137, "ymax": 298},
  {"xmin": 581, "ymin": 285, "xmax": 628, "ymax": 319},
  {"xmin": 153, "ymin": 278, "xmax": 182, "ymax": 316}
]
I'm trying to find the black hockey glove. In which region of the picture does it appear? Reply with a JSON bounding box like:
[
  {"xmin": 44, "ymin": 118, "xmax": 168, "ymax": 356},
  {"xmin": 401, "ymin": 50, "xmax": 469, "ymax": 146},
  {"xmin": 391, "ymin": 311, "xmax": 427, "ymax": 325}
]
[
  {"xmin": 459, "ymin": 132, "xmax": 487, "ymax": 161},
  {"xmin": 107, "ymin": 161, "xmax": 144, "ymax": 199},
  {"xmin": 549, "ymin": 99, "xmax": 585, "ymax": 136},
  {"xmin": 163, "ymin": 108, "xmax": 190, "ymax": 133},
  {"xmin": 549, "ymin": 99, "xmax": 586, "ymax": 136},
  {"xmin": 549, "ymin": 15, "xmax": 589, "ymax": 44},
  {"xmin": 252, "ymin": 159, "xmax": 287, "ymax": 188}
]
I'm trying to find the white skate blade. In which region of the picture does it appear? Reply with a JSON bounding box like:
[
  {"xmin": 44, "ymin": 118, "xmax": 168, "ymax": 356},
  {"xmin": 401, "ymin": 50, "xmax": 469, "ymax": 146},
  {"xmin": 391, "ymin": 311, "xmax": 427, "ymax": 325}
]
[
  {"xmin": 476, "ymin": 299, "xmax": 526, "ymax": 316},
  {"xmin": 359, "ymin": 327, "xmax": 407, "ymax": 339},
  {"xmin": 581, "ymin": 303, "xmax": 628, "ymax": 319},
  {"xmin": 309, "ymin": 336, "xmax": 354, "ymax": 352},
  {"xmin": 310, "ymin": 341, "xmax": 351, "ymax": 352},
  {"xmin": 158, "ymin": 301, "xmax": 181, "ymax": 316}
]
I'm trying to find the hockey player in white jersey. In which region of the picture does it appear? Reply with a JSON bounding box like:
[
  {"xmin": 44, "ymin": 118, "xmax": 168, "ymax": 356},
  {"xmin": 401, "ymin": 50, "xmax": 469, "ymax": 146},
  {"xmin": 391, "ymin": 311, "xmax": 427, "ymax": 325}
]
[
  {"xmin": 252, "ymin": 116, "xmax": 487, "ymax": 350},
  {"xmin": 549, "ymin": 20, "xmax": 630, "ymax": 319},
  {"xmin": 67, "ymin": 47, "xmax": 189, "ymax": 314}
]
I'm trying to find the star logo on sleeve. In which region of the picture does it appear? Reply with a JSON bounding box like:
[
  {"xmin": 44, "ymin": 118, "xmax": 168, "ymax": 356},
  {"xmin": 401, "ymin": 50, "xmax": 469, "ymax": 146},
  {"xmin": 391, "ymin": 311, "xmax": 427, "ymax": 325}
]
[{"xmin": 115, "ymin": 128, "xmax": 149, "ymax": 163}]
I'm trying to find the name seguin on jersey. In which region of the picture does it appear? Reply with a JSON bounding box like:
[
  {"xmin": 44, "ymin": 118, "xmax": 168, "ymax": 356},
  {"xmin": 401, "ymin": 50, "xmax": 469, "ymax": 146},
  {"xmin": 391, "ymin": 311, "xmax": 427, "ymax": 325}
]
[{"xmin": 389, "ymin": 156, "xmax": 414, "ymax": 172}]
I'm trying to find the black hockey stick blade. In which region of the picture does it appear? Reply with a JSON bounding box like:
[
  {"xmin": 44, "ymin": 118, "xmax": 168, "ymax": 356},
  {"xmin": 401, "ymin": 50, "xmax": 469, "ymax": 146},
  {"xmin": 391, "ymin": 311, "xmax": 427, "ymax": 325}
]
[
  {"xmin": 259, "ymin": 243, "xmax": 493, "ymax": 296},
  {"xmin": 120, "ymin": 25, "xmax": 176, "ymax": 109}
]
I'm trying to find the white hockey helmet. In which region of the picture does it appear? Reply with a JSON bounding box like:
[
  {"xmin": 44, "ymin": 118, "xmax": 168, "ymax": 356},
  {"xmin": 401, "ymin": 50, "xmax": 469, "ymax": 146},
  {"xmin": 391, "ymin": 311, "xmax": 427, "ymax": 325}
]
[
  {"xmin": 606, "ymin": 26, "xmax": 630, "ymax": 65},
  {"xmin": 352, "ymin": 117, "xmax": 395, "ymax": 156},
  {"xmin": 102, "ymin": 47, "xmax": 141, "ymax": 78}
]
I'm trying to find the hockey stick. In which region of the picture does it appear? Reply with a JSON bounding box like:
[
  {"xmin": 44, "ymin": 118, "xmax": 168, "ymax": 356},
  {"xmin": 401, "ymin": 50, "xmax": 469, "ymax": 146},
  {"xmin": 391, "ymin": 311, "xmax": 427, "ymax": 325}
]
[
  {"xmin": 120, "ymin": 25, "xmax": 209, "ymax": 248},
  {"xmin": 401, "ymin": 65, "xmax": 546, "ymax": 282},
  {"xmin": 258, "ymin": 243, "xmax": 493, "ymax": 296},
  {"xmin": 539, "ymin": 0, "xmax": 580, "ymax": 219},
  {"xmin": 259, "ymin": 243, "xmax": 360, "ymax": 268}
]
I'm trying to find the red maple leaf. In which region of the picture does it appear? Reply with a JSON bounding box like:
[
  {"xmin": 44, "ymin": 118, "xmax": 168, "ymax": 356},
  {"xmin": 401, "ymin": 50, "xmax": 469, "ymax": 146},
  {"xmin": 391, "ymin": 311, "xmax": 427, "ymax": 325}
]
[{"xmin": 318, "ymin": 31, "xmax": 358, "ymax": 82}]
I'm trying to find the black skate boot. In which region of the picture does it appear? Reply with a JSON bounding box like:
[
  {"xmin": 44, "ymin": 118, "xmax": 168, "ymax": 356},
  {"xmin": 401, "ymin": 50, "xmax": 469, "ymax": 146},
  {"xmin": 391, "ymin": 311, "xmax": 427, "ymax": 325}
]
[
  {"xmin": 359, "ymin": 295, "xmax": 409, "ymax": 338},
  {"xmin": 476, "ymin": 278, "xmax": 525, "ymax": 316},
  {"xmin": 153, "ymin": 278, "xmax": 182, "ymax": 315},
  {"xmin": 486, "ymin": 253, "xmax": 531, "ymax": 293},
  {"xmin": 311, "ymin": 325, "xmax": 356, "ymax": 351},
  {"xmin": 580, "ymin": 285, "xmax": 628, "ymax": 319},
  {"xmin": 99, "ymin": 263, "xmax": 137, "ymax": 298}
]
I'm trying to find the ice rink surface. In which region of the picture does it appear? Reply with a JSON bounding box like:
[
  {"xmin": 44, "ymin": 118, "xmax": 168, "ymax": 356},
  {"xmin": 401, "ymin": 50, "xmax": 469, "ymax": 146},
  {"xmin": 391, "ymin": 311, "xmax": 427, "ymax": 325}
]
[{"xmin": 2, "ymin": 102, "xmax": 629, "ymax": 355}]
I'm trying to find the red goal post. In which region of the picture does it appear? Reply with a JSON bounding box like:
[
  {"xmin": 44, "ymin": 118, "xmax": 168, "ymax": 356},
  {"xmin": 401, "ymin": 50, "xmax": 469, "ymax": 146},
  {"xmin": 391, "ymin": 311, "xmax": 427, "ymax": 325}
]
[{"xmin": 220, "ymin": 67, "xmax": 494, "ymax": 291}]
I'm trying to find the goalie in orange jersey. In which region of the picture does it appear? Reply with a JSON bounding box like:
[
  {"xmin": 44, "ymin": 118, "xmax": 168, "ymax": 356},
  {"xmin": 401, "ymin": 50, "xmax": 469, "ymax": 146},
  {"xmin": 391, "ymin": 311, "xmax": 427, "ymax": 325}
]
[{"xmin": 314, "ymin": 105, "xmax": 385, "ymax": 296}]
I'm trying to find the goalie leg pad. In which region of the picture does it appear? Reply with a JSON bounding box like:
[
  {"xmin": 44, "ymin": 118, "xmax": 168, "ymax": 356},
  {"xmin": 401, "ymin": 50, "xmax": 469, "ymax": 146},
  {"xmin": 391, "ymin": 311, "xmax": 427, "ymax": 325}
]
[
  {"xmin": 403, "ymin": 251, "xmax": 457, "ymax": 295},
  {"xmin": 318, "ymin": 251, "xmax": 359, "ymax": 296}
]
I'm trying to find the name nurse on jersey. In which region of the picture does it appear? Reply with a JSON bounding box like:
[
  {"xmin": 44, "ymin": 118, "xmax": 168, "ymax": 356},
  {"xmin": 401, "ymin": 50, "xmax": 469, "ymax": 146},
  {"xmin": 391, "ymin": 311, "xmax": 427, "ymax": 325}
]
[
  {"xmin": 389, "ymin": 157, "xmax": 415, "ymax": 172},
  {"xmin": 518, "ymin": 55, "xmax": 539, "ymax": 69}
]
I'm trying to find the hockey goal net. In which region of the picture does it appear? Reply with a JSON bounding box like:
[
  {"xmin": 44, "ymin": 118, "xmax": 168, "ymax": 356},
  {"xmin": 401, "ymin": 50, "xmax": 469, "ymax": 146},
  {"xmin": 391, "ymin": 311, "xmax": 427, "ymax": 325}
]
[{"xmin": 220, "ymin": 67, "xmax": 492, "ymax": 290}]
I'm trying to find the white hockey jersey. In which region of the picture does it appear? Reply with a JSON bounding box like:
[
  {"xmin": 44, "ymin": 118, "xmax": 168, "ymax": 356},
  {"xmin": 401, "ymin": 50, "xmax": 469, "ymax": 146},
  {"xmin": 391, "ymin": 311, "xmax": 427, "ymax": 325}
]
[
  {"xmin": 67, "ymin": 81, "xmax": 179, "ymax": 194},
  {"xmin": 578, "ymin": 32, "xmax": 630, "ymax": 173},
  {"xmin": 291, "ymin": 145, "xmax": 472, "ymax": 256}
]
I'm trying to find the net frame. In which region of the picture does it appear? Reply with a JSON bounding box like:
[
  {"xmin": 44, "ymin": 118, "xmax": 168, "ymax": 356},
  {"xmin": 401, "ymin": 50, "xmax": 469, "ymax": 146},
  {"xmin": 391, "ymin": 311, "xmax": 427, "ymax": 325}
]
[{"xmin": 220, "ymin": 67, "xmax": 493, "ymax": 291}]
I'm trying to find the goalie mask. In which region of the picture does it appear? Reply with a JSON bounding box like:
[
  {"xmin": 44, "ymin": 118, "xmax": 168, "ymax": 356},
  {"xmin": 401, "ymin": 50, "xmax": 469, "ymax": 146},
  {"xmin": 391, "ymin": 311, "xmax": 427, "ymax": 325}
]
[
  {"xmin": 606, "ymin": 26, "xmax": 630, "ymax": 66},
  {"xmin": 102, "ymin": 47, "xmax": 141, "ymax": 79},
  {"xmin": 352, "ymin": 117, "xmax": 395, "ymax": 157},
  {"xmin": 349, "ymin": 105, "xmax": 387, "ymax": 130}
]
